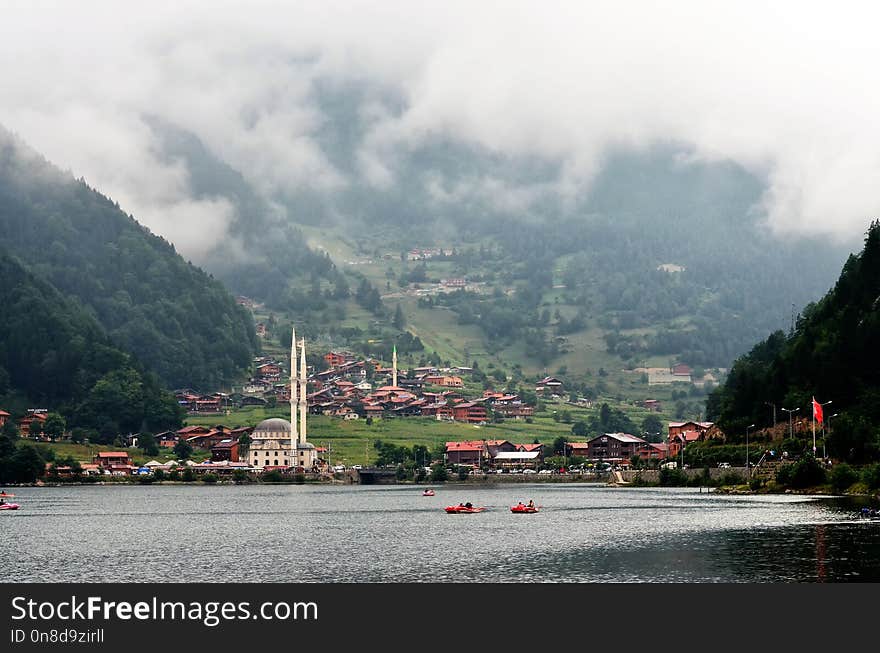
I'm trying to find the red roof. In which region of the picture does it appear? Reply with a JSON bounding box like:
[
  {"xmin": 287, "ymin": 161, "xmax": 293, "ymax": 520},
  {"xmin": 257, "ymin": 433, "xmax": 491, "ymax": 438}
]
[
  {"xmin": 0, "ymin": 410, "xmax": 10, "ymax": 417},
  {"xmin": 97, "ymin": 451, "xmax": 130, "ymax": 458},
  {"xmin": 446, "ymin": 441, "xmax": 486, "ymax": 452}
]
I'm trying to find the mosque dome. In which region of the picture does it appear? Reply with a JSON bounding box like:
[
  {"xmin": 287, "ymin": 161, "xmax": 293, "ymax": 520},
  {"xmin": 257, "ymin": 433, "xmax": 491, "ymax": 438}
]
[{"xmin": 252, "ymin": 418, "xmax": 293, "ymax": 439}]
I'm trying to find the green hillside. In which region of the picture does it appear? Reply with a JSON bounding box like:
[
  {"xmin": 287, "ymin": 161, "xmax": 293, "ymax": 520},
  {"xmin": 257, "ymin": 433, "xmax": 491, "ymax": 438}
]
[
  {"xmin": 0, "ymin": 250, "xmax": 182, "ymax": 434},
  {"xmin": 707, "ymin": 221, "xmax": 880, "ymax": 462},
  {"xmin": 0, "ymin": 126, "xmax": 258, "ymax": 389}
]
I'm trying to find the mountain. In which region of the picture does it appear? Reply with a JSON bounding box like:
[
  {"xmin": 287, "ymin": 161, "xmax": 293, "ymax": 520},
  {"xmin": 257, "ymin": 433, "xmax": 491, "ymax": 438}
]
[
  {"xmin": 0, "ymin": 250, "xmax": 182, "ymax": 434},
  {"xmin": 0, "ymin": 126, "xmax": 258, "ymax": 389},
  {"xmin": 707, "ymin": 221, "xmax": 880, "ymax": 462},
  {"xmin": 140, "ymin": 87, "xmax": 852, "ymax": 388}
]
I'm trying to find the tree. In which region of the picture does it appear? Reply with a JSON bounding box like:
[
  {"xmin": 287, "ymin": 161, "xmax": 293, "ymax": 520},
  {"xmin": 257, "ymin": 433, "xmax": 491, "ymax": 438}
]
[
  {"xmin": 552, "ymin": 436, "xmax": 569, "ymax": 456},
  {"xmin": 429, "ymin": 463, "xmax": 448, "ymax": 482},
  {"xmin": 139, "ymin": 432, "xmax": 159, "ymax": 456},
  {"xmin": 571, "ymin": 421, "xmax": 589, "ymax": 437},
  {"xmin": 173, "ymin": 439, "xmax": 193, "ymax": 460},
  {"xmin": 393, "ymin": 304, "xmax": 406, "ymax": 330},
  {"xmin": 43, "ymin": 413, "xmax": 66, "ymax": 440}
]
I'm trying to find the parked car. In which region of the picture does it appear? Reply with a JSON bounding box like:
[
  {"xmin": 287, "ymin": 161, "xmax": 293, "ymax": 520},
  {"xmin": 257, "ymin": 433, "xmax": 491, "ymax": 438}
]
[
  {"xmin": 351, "ymin": 464, "xmax": 363, "ymax": 470},
  {"xmin": 538, "ymin": 469, "xmax": 553, "ymax": 475},
  {"xmin": 717, "ymin": 462, "xmax": 731, "ymax": 468},
  {"xmin": 332, "ymin": 465, "xmax": 346, "ymax": 473},
  {"xmin": 522, "ymin": 469, "xmax": 537, "ymax": 474}
]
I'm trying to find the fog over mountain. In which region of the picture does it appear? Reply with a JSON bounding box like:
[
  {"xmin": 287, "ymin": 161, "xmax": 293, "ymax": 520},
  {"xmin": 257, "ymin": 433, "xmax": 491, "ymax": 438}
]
[{"xmin": 3, "ymin": 1, "xmax": 879, "ymax": 263}]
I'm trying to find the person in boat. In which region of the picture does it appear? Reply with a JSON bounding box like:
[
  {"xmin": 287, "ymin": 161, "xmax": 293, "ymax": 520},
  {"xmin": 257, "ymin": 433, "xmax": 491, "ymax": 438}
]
[
  {"xmin": 527, "ymin": 499, "xmax": 535, "ymax": 509},
  {"xmin": 465, "ymin": 502, "xmax": 473, "ymax": 509},
  {"xmin": 517, "ymin": 501, "xmax": 524, "ymax": 507},
  {"xmin": 458, "ymin": 502, "xmax": 465, "ymax": 508},
  {"xmin": 0, "ymin": 498, "xmax": 5, "ymax": 506}
]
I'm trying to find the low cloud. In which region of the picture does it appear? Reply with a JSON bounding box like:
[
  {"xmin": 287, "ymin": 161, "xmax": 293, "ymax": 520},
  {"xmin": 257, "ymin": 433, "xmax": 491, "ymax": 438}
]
[{"xmin": 2, "ymin": 0, "xmax": 879, "ymax": 255}]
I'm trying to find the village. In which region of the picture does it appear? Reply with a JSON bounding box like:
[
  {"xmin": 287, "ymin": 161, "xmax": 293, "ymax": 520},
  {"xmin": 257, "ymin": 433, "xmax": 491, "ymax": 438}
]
[{"xmin": 0, "ymin": 345, "xmax": 751, "ymax": 483}]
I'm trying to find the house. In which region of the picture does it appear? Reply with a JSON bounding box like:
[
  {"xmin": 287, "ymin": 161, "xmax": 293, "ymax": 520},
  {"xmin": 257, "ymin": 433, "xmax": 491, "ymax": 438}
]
[
  {"xmin": 642, "ymin": 399, "xmax": 662, "ymax": 412},
  {"xmin": 535, "ymin": 376, "xmax": 564, "ymax": 394},
  {"xmin": 155, "ymin": 431, "xmax": 179, "ymax": 448},
  {"xmin": 584, "ymin": 433, "xmax": 647, "ymax": 462},
  {"xmin": 424, "ymin": 375, "xmax": 463, "ymax": 387},
  {"xmin": 0, "ymin": 409, "xmax": 9, "ymax": 428},
  {"xmin": 93, "ymin": 451, "xmax": 133, "ymax": 468},
  {"xmin": 672, "ymin": 363, "xmax": 693, "ymax": 377},
  {"xmin": 211, "ymin": 439, "xmax": 240, "ymax": 462},
  {"xmin": 493, "ymin": 450, "xmax": 541, "ymax": 469},
  {"xmin": 324, "ymin": 351, "xmax": 354, "ymax": 368},
  {"xmin": 565, "ymin": 442, "xmax": 591, "ymax": 458},
  {"xmin": 445, "ymin": 441, "xmax": 486, "ymax": 467},
  {"xmin": 637, "ymin": 442, "xmax": 669, "ymax": 461},
  {"xmin": 255, "ymin": 362, "xmax": 282, "ymax": 379},
  {"xmin": 668, "ymin": 421, "xmax": 714, "ymax": 458},
  {"xmin": 18, "ymin": 410, "xmax": 48, "ymax": 438},
  {"xmin": 451, "ymin": 402, "xmax": 487, "ymax": 424},
  {"xmin": 255, "ymin": 322, "xmax": 267, "ymax": 337}
]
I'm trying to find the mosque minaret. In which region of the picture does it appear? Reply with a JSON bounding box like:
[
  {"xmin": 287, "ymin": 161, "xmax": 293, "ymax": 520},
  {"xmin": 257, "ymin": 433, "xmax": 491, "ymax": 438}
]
[{"xmin": 249, "ymin": 325, "xmax": 317, "ymax": 472}]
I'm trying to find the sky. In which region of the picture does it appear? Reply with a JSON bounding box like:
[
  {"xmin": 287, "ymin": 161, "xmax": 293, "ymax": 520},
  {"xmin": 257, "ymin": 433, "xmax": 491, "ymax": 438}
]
[{"xmin": 2, "ymin": 0, "xmax": 879, "ymax": 260}]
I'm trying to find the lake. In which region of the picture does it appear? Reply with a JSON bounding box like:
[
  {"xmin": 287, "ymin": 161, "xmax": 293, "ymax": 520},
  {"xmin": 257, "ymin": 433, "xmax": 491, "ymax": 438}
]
[{"xmin": 2, "ymin": 484, "xmax": 879, "ymax": 582}]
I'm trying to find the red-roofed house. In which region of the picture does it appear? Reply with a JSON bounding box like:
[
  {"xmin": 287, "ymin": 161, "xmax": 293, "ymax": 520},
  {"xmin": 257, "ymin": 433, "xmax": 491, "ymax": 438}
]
[
  {"xmin": 451, "ymin": 402, "xmax": 487, "ymax": 424},
  {"xmin": 445, "ymin": 441, "xmax": 487, "ymax": 466},
  {"xmin": 584, "ymin": 433, "xmax": 647, "ymax": 462},
  {"xmin": 0, "ymin": 409, "xmax": 10, "ymax": 428},
  {"xmin": 93, "ymin": 451, "xmax": 132, "ymax": 468},
  {"xmin": 667, "ymin": 421, "xmax": 714, "ymax": 457}
]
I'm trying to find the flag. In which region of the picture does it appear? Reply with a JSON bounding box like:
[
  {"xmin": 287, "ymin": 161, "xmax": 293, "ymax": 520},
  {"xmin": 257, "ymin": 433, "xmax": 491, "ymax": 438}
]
[{"xmin": 812, "ymin": 397, "xmax": 824, "ymax": 425}]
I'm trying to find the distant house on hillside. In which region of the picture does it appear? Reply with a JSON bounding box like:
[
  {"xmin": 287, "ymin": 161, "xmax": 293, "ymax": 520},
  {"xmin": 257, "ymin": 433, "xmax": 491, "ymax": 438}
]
[{"xmin": 536, "ymin": 376, "xmax": 564, "ymax": 394}]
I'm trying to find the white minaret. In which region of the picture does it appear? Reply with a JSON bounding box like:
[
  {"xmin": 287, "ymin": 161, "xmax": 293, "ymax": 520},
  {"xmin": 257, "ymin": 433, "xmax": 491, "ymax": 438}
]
[
  {"xmin": 299, "ymin": 337, "xmax": 308, "ymax": 445},
  {"xmin": 290, "ymin": 326, "xmax": 298, "ymax": 461},
  {"xmin": 392, "ymin": 344, "xmax": 398, "ymax": 388}
]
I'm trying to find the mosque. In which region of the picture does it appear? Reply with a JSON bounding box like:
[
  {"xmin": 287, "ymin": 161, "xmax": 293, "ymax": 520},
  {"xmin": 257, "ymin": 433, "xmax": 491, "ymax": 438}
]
[{"xmin": 248, "ymin": 327, "xmax": 318, "ymax": 471}]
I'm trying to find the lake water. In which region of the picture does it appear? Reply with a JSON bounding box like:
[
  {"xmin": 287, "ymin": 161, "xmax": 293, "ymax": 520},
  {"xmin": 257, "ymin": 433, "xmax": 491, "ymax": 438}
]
[{"xmin": 2, "ymin": 484, "xmax": 879, "ymax": 582}]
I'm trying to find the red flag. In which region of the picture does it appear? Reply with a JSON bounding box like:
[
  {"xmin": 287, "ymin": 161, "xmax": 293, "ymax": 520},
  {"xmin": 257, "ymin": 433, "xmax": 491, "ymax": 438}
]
[{"xmin": 812, "ymin": 397, "xmax": 824, "ymax": 425}]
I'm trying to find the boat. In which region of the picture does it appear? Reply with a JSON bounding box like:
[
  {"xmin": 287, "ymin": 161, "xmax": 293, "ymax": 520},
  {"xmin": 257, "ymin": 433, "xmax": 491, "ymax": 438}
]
[
  {"xmin": 422, "ymin": 489, "xmax": 435, "ymax": 496},
  {"xmin": 0, "ymin": 491, "xmax": 17, "ymax": 510},
  {"xmin": 510, "ymin": 504, "xmax": 539, "ymax": 513},
  {"xmin": 445, "ymin": 505, "xmax": 486, "ymax": 514}
]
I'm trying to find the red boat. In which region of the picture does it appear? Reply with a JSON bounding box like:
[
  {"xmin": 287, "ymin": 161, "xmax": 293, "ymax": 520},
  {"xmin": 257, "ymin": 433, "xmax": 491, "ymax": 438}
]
[
  {"xmin": 422, "ymin": 489, "xmax": 435, "ymax": 496},
  {"xmin": 0, "ymin": 503, "xmax": 20, "ymax": 510},
  {"xmin": 510, "ymin": 504, "xmax": 538, "ymax": 513},
  {"xmin": 445, "ymin": 505, "xmax": 486, "ymax": 514}
]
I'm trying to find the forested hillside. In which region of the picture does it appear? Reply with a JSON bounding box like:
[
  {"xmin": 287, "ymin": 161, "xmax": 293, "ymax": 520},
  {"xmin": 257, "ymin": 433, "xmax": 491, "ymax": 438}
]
[
  {"xmin": 0, "ymin": 251, "xmax": 182, "ymax": 434},
  {"xmin": 0, "ymin": 126, "xmax": 258, "ymax": 389},
  {"xmin": 707, "ymin": 221, "xmax": 880, "ymax": 462}
]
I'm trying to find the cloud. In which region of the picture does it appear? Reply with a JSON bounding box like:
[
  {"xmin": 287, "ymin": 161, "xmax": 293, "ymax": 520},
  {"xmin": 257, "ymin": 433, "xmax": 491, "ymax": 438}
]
[{"xmin": 2, "ymin": 0, "xmax": 879, "ymax": 253}]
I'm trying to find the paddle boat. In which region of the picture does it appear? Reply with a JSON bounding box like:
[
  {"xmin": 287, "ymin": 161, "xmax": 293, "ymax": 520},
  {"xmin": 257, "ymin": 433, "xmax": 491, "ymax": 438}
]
[
  {"xmin": 445, "ymin": 503, "xmax": 486, "ymax": 514},
  {"xmin": 422, "ymin": 489, "xmax": 435, "ymax": 496},
  {"xmin": 0, "ymin": 492, "xmax": 19, "ymax": 510},
  {"xmin": 511, "ymin": 501, "xmax": 539, "ymax": 513}
]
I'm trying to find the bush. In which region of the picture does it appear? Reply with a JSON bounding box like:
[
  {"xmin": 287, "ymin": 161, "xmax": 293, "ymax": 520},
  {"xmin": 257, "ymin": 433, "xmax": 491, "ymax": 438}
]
[
  {"xmin": 782, "ymin": 456, "xmax": 826, "ymax": 489},
  {"xmin": 720, "ymin": 471, "xmax": 745, "ymax": 487},
  {"xmin": 137, "ymin": 474, "xmax": 155, "ymax": 484},
  {"xmin": 181, "ymin": 468, "xmax": 195, "ymax": 482},
  {"xmin": 429, "ymin": 464, "xmax": 448, "ymax": 482},
  {"xmin": 262, "ymin": 470, "xmax": 283, "ymax": 483},
  {"xmin": 861, "ymin": 463, "xmax": 880, "ymax": 490},
  {"xmin": 153, "ymin": 469, "xmax": 166, "ymax": 481},
  {"xmin": 749, "ymin": 476, "xmax": 764, "ymax": 491},
  {"xmin": 457, "ymin": 466, "xmax": 470, "ymax": 481},
  {"xmin": 202, "ymin": 473, "xmax": 218, "ymax": 484},
  {"xmin": 659, "ymin": 468, "xmax": 688, "ymax": 486},
  {"xmin": 232, "ymin": 470, "xmax": 249, "ymax": 484},
  {"xmin": 395, "ymin": 465, "xmax": 410, "ymax": 481},
  {"xmin": 829, "ymin": 463, "xmax": 858, "ymax": 493}
]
